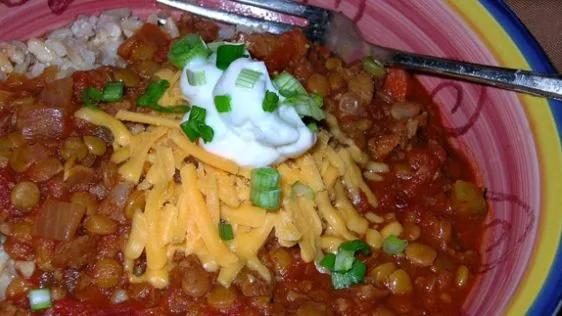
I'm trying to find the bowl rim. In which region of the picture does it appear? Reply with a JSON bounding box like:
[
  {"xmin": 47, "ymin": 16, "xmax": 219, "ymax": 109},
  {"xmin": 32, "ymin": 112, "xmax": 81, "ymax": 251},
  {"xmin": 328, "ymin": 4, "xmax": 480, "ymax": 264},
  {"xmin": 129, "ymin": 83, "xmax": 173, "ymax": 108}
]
[
  {"xmin": 0, "ymin": 0, "xmax": 560, "ymax": 314},
  {"xmin": 473, "ymin": 1, "xmax": 562, "ymax": 315}
]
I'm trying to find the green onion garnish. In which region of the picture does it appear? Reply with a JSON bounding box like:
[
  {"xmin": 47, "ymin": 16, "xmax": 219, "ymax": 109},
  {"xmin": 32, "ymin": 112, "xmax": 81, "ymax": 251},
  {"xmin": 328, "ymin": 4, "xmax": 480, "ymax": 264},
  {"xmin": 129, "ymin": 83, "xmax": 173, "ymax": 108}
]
[
  {"xmin": 250, "ymin": 167, "xmax": 281, "ymax": 211},
  {"xmin": 235, "ymin": 68, "xmax": 262, "ymax": 89},
  {"xmin": 283, "ymin": 94, "xmax": 326, "ymax": 121},
  {"xmin": 208, "ymin": 41, "xmax": 226, "ymax": 52},
  {"xmin": 181, "ymin": 120, "xmax": 199, "ymax": 142},
  {"xmin": 214, "ymin": 95, "xmax": 232, "ymax": 113},
  {"xmin": 307, "ymin": 122, "xmax": 319, "ymax": 133},
  {"xmin": 333, "ymin": 240, "xmax": 371, "ymax": 271},
  {"xmin": 168, "ymin": 34, "xmax": 210, "ymax": 69},
  {"xmin": 318, "ymin": 253, "xmax": 336, "ymax": 271},
  {"xmin": 251, "ymin": 168, "xmax": 281, "ymax": 190},
  {"xmin": 198, "ymin": 124, "xmax": 214, "ymax": 143},
  {"xmin": 319, "ymin": 253, "xmax": 336, "ymax": 271},
  {"xmin": 219, "ymin": 222, "xmax": 234, "ymax": 241},
  {"xmin": 187, "ymin": 70, "xmax": 207, "ymax": 86},
  {"xmin": 136, "ymin": 80, "xmax": 189, "ymax": 113},
  {"xmin": 189, "ymin": 105, "xmax": 207, "ymax": 122},
  {"xmin": 273, "ymin": 71, "xmax": 306, "ymax": 97},
  {"xmin": 291, "ymin": 181, "xmax": 314, "ymax": 200},
  {"xmin": 83, "ymin": 86, "xmax": 103, "ymax": 108},
  {"xmin": 137, "ymin": 80, "xmax": 170, "ymax": 107},
  {"xmin": 382, "ymin": 235, "xmax": 408, "ymax": 255},
  {"xmin": 311, "ymin": 93, "xmax": 324, "ymax": 108},
  {"xmin": 362, "ymin": 57, "xmax": 386, "ymax": 79},
  {"xmin": 28, "ymin": 288, "xmax": 52, "ymax": 311},
  {"xmin": 182, "ymin": 120, "xmax": 214, "ymax": 143},
  {"xmin": 102, "ymin": 81, "xmax": 125, "ymax": 102},
  {"xmin": 180, "ymin": 106, "xmax": 214, "ymax": 143},
  {"xmin": 262, "ymin": 90, "xmax": 279, "ymax": 112},
  {"xmin": 339, "ymin": 239, "xmax": 371, "ymax": 256},
  {"xmin": 321, "ymin": 239, "xmax": 371, "ymax": 290},
  {"xmin": 250, "ymin": 188, "xmax": 281, "ymax": 211},
  {"xmin": 216, "ymin": 44, "xmax": 246, "ymax": 70},
  {"xmin": 334, "ymin": 249, "xmax": 355, "ymax": 272},
  {"xmin": 331, "ymin": 260, "xmax": 367, "ymax": 290}
]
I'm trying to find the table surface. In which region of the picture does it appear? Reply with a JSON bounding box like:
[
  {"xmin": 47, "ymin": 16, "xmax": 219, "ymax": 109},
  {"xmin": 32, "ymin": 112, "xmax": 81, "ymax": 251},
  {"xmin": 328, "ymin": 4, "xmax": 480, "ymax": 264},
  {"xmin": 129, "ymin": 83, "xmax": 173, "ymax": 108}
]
[{"xmin": 506, "ymin": 0, "xmax": 562, "ymax": 72}]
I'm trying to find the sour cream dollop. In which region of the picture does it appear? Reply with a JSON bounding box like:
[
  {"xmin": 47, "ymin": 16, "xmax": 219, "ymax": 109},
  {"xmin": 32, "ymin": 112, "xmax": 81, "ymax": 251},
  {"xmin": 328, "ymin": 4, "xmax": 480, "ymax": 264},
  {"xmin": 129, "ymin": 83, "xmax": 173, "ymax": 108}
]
[{"xmin": 179, "ymin": 51, "xmax": 316, "ymax": 168}]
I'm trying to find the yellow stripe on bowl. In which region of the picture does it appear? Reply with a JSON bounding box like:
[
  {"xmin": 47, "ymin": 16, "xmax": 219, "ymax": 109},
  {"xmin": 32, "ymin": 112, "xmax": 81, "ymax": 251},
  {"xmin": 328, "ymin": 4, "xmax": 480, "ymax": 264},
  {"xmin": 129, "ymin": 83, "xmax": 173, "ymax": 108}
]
[{"xmin": 448, "ymin": 1, "xmax": 562, "ymax": 315}]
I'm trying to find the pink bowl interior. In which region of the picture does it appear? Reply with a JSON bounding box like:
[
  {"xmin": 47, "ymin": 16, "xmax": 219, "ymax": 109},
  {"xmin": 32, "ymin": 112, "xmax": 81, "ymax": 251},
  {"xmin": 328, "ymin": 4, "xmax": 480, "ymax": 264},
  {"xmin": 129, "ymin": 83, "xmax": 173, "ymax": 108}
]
[{"xmin": 0, "ymin": 0, "xmax": 541, "ymax": 314}]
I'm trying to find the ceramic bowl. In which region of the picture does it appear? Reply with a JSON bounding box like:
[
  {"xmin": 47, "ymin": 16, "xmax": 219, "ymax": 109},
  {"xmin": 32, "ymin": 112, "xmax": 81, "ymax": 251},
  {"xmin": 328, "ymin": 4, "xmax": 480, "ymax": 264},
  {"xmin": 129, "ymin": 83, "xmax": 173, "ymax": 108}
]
[{"xmin": 1, "ymin": 0, "xmax": 561, "ymax": 315}]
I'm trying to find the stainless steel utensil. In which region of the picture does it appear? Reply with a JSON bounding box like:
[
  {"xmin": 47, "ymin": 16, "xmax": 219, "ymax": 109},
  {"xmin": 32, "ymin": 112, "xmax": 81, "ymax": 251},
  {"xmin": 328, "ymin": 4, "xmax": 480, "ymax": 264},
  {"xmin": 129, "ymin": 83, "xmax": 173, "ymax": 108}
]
[{"xmin": 157, "ymin": 0, "xmax": 562, "ymax": 100}]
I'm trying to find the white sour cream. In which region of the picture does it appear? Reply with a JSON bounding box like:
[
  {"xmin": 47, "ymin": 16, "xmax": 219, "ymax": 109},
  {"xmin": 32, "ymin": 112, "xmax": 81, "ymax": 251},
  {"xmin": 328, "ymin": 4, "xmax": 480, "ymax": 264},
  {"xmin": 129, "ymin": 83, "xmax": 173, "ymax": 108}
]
[{"xmin": 179, "ymin": 52, "xmax": 316, "ymax": 168}]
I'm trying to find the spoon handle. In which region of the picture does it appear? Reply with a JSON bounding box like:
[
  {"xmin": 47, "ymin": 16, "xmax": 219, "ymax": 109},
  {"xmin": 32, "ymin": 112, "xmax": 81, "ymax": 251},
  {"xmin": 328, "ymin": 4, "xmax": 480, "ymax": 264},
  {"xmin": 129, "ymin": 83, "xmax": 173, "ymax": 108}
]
[{"xmin": 376, "ymin": 49, "xmax": 562, "ymax": 100}]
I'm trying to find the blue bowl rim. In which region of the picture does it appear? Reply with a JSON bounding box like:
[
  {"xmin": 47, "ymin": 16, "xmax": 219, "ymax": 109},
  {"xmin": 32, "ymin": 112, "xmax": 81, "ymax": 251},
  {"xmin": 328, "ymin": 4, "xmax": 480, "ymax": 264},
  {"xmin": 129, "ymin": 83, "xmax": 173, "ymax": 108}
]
[{"xmin": 478, "ymin": 1, "xmax": 562, "ymax": 315}]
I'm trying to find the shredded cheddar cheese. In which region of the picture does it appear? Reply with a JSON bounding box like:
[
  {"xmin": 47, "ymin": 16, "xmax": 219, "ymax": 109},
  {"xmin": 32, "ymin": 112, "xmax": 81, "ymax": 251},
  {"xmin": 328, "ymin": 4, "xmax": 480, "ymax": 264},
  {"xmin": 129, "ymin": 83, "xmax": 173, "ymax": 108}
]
[
  {"xmin": 75, "ymin": 107, "xmax": 132, "ymax": 147},
  {"xmin": 77, "ymin": 75, "xmax": 389, "ymax": 290},
  {"xmin": 116, "ymin": 110, "xmax": 181, "ymax": 129}
]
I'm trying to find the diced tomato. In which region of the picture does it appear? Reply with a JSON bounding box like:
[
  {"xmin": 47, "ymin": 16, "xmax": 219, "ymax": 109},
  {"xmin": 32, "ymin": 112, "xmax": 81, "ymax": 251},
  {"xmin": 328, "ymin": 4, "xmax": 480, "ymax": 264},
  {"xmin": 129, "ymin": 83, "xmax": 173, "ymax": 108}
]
[
  {"xmin": 383, "ymin": 68, "xmax": 409, "ymax": 102},
  {"xmin": 265, "ymin": 29, "xmax": 309, "ymax": 72},
  {"xmin": 118, "ymin": 24, "xmax": 170, "ymax": 62}
]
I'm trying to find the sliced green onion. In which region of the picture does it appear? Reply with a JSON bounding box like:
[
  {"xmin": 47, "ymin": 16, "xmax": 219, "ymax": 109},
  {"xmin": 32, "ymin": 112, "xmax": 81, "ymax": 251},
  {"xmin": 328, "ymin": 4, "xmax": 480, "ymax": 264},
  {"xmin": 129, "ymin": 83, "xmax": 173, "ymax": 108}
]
[
  {"xmin": 214, "ymin": 95, "xmax": 232, "ymax": 113},
  {"xmin": 168, "ymin": 34, "xmax": 210, "ymax": 69},
  {"xmin": 283, "ymin": 94, "xmax": 326, "ymax": 121},
  {"xmin": 136, "ymin": 80, "xmax": 187, "ymax": 113},
  {"xmin": 339, "ymin": 239, "xmax": 371, "ymax": 256},
  {"xmin": 307, "ymin": 122, "xmax": 319, "ymax": 133},
  {"xmin": 291, "ymin": 181, "xmax": 314, "ymax": 200},
  {"xmin": 250, "ymin": 168, "xmax": 281, "ymax": 210},
  {"xmin": 262, "ymin": 90, "xmax": 279, "ymax": 112},
  {"xmin": 250, "ymin": 188, "xmax": 281, "ymax": 211},
  {"xmin": 180, "ymin": 120, "xmax": 199, "ymax": 142},
  {"xmin": 189, "ymin": 105, "xmax": 207, "ymax": 122},
  {"xmin": 382, "ymin": 235, "xmax": 408, "ymax": 255},
  {"xmin": 180, "ymin": 106, "xmax": 214, "ymax": 143},
  {"xmin": 273, "ymin": 71, "xmax": 306, "ymax": 97},
  {"xmin": 187, "ymin": 70, "xmax": 207, "ymax": 86},
  {"xmin": 348, "ymin": 260, "xmax": 367, "ymax": 283},
  {"xmin": 331, "ymin": 260, "xmax": 366, "ymax": 289},
  {"xmin": 28, "ymin": 288, "xmax": 52, "ymax": 311},
  {"xmin": 251, "ymin": 168, "xmax": 280, "ymax": 190},
  {"xmin": 180, "ymin": 120, "xmax": 214, "ymax": 144},
  {"xmin": 208, "ymin": 41, "xmax": 226, "ymax": 52},
  {"xmin": 102, "ymin": 81, "xmax": 125, "ymax": 102},
  {"xmin": 198, "ymin": 124, "xmax": 214, "ymax": 143},
  {"xmin": 319, "ymin": 253, "xmax": 336, "ymax": 271},
  {"xmin": 325, "ymin": 240, "xmax": 371, "ymax": 290},
  {"xmin": 137, "ymin": 80, "xmax": 170, "ymax": 107},
  {"xmin": 236, "ymin": 68, "xmax": 262, "ymax": 89},
  {"xmin": 219, "ymin": 222, "xmax": 234, "ymax": 241},
  {"xmin": 362, "ymin": 57, "xmax": 386, "ymax": 79},
  {"xmin": 331, "ymin": 269, "xmax": 354, "ymax": 290},
  {"xmin": 311, "ymin": 93, "xmax": 324, "ymax": 108},
  {"xmin": 216, "ymin": 44, "xmax": 246, "ymax": 70},
  {"xmin": 83, "ymin": 86, "xmax": 103, "ymax": 108},
  {"xmin": 334, "ymin": 249, "xmax": 355, "ymax": 272}
]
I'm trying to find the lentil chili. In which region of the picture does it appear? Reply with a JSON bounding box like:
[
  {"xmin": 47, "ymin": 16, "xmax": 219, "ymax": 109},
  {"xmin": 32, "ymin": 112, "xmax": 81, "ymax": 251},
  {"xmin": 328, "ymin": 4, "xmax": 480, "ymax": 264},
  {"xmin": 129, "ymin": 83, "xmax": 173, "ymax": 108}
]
[{"xmin": 0, "ymin": 14, "xmax": 487, "ymax": 316}]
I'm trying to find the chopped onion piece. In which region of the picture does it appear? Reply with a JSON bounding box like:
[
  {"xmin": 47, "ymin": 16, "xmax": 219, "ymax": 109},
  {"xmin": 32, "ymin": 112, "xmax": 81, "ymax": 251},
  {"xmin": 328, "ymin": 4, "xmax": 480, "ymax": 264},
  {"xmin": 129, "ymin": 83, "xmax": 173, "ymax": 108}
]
[{"xmin": 33, "ymin": 200, "xmax": 86, "ymax": 241}]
